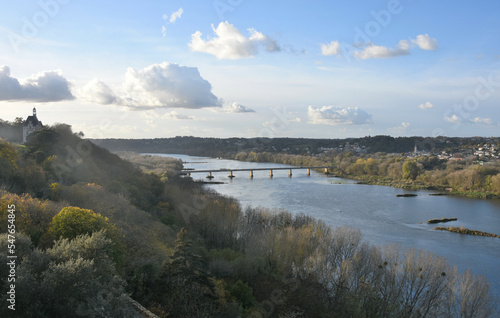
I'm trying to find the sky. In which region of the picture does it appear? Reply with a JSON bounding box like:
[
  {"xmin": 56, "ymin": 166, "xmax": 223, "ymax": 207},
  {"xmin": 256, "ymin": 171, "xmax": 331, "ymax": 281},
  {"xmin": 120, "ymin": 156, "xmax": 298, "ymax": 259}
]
[{"xmin": 0, "ymin": 0, "xmax": 499, "ymax": 139}]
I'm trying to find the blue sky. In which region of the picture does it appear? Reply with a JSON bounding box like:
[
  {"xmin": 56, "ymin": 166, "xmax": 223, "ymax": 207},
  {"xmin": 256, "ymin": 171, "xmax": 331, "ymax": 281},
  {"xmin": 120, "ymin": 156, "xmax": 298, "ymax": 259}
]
[{"xmin": 1, "ymin": 0, "xmax": 499, "ymax": 139}]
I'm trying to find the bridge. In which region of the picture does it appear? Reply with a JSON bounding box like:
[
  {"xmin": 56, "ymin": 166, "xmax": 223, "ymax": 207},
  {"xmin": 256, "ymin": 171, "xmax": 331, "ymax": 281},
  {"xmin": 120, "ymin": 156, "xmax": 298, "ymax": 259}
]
[{"xmin": 179, "ymin": 166, "xmax": 334, "ymax": 179}]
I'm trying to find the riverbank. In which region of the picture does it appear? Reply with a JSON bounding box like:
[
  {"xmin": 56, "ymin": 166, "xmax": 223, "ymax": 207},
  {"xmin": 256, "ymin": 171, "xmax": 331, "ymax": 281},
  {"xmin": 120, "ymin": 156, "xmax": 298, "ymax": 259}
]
[{"xmin": 340, "ymin": 175, "xmax": 500, "ymax": 200}]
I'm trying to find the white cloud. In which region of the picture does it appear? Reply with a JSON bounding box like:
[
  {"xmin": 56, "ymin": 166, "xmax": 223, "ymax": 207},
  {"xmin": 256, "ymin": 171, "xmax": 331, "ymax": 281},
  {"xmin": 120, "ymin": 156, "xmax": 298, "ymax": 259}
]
[
  {"xmin": 412, "ymin": 34, "xmax": 438, "ymax": 50},
  {"xmin": 80, "ymin": 79, "xmax": 122, "ymax": 105},
  {"xmin": 141, "ymin": 109, "xmax": 195, "ymax": 128},
  {"xmin": 0, "ymin": 65, "xmax": 74, "ymax": 102},
  {"xmin": 307, "ymin": 106, "xmax": 372, "ymax": 125},
  {"xmin": 81, "ymin": 62, "xmax": 221, "ymax": 109},
  {"xmin": 444, "ymin": 114, "xmax": 460, "ymax": 124},
  {"xmin": 418, "ymin": 101, "xmax": 434, "ymax": 110},
  {"xmin": 189, "ymin": 22, "xmax": 280, "ymax": 59},
  {"xmin": 388, "ymin": 122, "xmax": 411, "ymax": 134},
  {"xmin": 354, "ymin": 40, "xmax": 410, "ymax": 60},
  {"xmin": 162, "ymin": 111, "xmax": 194, "ymax": 120},
  {"xmin": 222, "ymin": 102, "xmax": 255, "ymax": 113},
  {"xmin": 321, "ymin": 41, "xmax": 340, "ymax": 56},
  {"xmin": 470, "ymin": 117, "xmax": 496, "ymax": 126},
  {"xmin": 168, "ymin": 8, "xmax": 183, "ymax": 24},
  {"xmin": 444, "ymin": 115, "xmax": 497, "ymax": 126},
  {"xmin": 162, "ymin": 8, "xmax": 183, "ymax": 37},
  {"xmin": 350, "ymin": 34, "xmax": 437, "ymax": 60}
]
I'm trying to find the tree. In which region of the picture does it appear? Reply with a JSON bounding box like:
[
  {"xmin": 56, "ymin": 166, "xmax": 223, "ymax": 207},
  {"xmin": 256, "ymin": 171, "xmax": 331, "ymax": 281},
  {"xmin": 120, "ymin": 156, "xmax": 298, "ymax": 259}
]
[
  {"xmin": 0, "ymin": 139, "xmax": 18, "ymax": 181},
  {"xmin": 228, "ymin": 280, "xmax": 255, "ymax": 309},
  {"xmin": 14, "ymin": 117, "xmax": 24, "ymax": 126},
  {"xmin": 453, "ymin": 269, "xmax": 495, "ymax": 318},
  {"xmin": 156, "ymin": 228, "xmax": 217, "ymax": 317},
  {"xmin": 403, "ymin": 160, "xmax": 419, "ymax": 180},
  {"xmin": 0, "ymin": 232, "xmax": 134, "ymax": 318},
  {"xmin": 49, "ymin": 206, "xmax": 123, "ymax": 267},
  {"xmin": 168, "ymin": 228, "xmax": 214, "ymax": 290},
  {"xmin": 49, "ymin": 206, "xmax": 115, "ymax": 240},
  {"xmin": 491, "ymin": 173, "xmax": 500, "ymax": 195}
]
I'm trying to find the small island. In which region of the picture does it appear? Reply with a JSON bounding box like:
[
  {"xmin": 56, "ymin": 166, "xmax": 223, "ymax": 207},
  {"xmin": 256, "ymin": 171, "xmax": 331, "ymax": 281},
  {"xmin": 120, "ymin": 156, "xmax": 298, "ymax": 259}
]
[
  {"xmin": 434, "ymin": 226, "xmax": 500, "ymax": 238},
  {"xmin": 427, "ymin": 217, "xmax": 458, "ymax": 224},
  {"xmin": 396, "ymin": 193, "xmax": 417, "ymax": 197}
]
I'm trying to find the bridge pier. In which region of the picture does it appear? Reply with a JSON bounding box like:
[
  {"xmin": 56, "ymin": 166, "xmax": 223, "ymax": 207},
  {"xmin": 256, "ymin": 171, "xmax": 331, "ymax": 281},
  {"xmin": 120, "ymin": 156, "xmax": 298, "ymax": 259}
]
[
  {"xmin": 288, "ymin": 169, "xmax": 293, "ymax": 177},
  {"xmin": 228, "ymin": 171, "xmax": 235, "ymax": 178},
  {"xmin": 306, "ymin": 169, "xmax": 310, "ymax": 176},
  {"xmin": 324, "ymin": 168, "xmax": 330, "ymax": 175},
  {"xmin": 187, "ymin": 172, "xmax": 191, "ymax": 177},
  {"xmin": 269, "ymin": 170, "xmax": 273, "ymax": 178},
  {"xmin": 206, "ymin": 171, "xmax": 214, "ymax": 179},
  {"xmin": 249, "ymin": 170, "xmax": 254, "ymax": 178}
]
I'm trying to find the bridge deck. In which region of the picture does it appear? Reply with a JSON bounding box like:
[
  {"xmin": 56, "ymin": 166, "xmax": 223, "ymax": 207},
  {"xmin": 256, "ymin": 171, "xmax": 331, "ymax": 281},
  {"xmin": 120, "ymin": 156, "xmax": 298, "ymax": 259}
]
[{"xmin": 179, "ymin": 166, "xmax": 332, "ymax": 174}]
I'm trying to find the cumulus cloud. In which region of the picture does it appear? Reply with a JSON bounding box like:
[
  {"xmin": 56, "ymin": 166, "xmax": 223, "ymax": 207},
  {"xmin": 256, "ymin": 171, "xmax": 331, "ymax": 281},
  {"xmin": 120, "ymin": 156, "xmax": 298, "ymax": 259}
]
[
  {"xmin": 444, "ymin": 114, "xmax": 497, "ymax": 126},
  {"xmin": 412, "ymin": 34, "xmax": 438, "ymax": 50},
  {"xmin": 444, "ymin": 114, "xmax": 460, "ymax": 124},
  {"xmin": 81, "ymin": 62, "xmax": 221, "ymax": 109},
  {"xmin": 189, "ymin": 22, "xmax": 280, "ymax": 59},
  {"xmin": 0, "ymin": 65, "xmax": 74, "ymax": 102},
  {"xmin": 321, "ymin": 41, "xmax": 340, "ymax": 56},
  {"xmin": 418, "ymin": 101, "xmax": 434, "ymax": 110},
  {"xmin": 307, "ymin": 106, "xmax": 372, "ymax": 125},
  {"xmin": 222, "ymin": 102, "xmax": 255, "ymax": 113},
  {"xmin": 348, "ymin": 34, "xmax": 437, "ymax": 60},
  {"xmin": 470, "ymin": 117, "xmax": 497, "ymax": 126},
  {"xmin": 80, "ymin": 79, "xmax": 122, "ymax": 105},
  {"xmin": 354, "ymin": 40, "xmax": 410, "ymax": 60}
]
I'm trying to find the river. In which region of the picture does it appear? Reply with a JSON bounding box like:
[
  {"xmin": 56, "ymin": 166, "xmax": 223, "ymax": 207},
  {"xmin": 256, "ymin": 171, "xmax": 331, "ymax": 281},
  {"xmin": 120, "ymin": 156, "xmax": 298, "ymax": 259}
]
[{"xmin": 154, "ymin": 153, "xmax": 500, "ymax": 302}]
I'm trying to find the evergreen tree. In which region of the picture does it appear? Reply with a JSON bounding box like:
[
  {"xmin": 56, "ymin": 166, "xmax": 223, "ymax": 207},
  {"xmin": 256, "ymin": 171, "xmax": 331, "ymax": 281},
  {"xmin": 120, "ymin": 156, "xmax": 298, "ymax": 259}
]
[{"xmin": 155, "ymin": 228, "xmax": 217, "ymax": 317}]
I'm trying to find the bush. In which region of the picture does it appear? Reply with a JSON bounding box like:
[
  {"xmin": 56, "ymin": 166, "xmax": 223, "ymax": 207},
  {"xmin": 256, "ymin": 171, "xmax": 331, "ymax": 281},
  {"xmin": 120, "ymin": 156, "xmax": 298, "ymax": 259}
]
[
  {"xmin": 49, "ymin": 206, "xmax": 115, "ymax": 240},
  {"xmin": 49, "ymin": 206, "xmax": 124, "ymax": 267}
]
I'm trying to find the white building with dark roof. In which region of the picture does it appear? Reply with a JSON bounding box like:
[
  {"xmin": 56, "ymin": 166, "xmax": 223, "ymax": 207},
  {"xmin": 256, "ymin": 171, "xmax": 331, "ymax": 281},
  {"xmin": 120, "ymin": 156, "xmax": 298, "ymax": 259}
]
[{"xmin": 23, "ymin": 107, "xmax": 43, "ymax": 143}]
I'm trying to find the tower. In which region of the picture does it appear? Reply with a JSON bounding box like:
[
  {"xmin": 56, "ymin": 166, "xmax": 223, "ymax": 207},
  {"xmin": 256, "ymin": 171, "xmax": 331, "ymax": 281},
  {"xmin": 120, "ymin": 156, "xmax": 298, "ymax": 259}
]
[{"xmin": 22, "ymin": 107, "xmax": 43, "ymax": 143}]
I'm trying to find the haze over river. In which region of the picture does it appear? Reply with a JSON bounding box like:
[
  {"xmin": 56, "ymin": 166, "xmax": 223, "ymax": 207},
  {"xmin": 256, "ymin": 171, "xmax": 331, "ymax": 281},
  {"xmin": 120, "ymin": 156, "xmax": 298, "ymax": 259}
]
[{"xmin": 155, "ymin": 154, "xmax": 500, "ymax": 302}]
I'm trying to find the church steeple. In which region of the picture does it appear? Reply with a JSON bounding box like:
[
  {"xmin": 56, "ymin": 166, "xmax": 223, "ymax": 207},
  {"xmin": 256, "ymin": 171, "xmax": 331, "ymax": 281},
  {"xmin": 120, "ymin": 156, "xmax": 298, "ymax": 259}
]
[{"xmin": 33, "ymin": 107, "xmax": 37, "ymax": 117}]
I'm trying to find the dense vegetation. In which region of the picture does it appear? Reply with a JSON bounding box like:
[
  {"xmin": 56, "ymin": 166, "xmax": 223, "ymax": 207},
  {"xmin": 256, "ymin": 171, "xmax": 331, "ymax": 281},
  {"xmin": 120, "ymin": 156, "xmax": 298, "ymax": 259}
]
[
  {"xmin": 223, "ymin": 151, "xmax": 500, "ymax": 199},
  {"xmin": 93, "ymin": 135, "xmax": 500, "ymax": 157},
  {"xmin": 0, "ymin": 125, "xmax": 498, "ymax": 317}
]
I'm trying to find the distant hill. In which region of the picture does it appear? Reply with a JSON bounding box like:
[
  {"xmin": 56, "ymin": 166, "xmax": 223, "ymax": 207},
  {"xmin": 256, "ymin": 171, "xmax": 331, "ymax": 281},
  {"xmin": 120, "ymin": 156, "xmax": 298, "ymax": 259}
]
[{"xmin": 93, "ymin": 135, "xmax": 500, "ymax": 157}]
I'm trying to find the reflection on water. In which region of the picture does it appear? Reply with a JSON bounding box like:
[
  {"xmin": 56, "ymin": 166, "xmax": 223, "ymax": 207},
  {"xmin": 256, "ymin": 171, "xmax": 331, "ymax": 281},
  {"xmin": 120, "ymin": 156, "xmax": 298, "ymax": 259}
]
[{"xmin": 155, "ymin": 154, "xmax": 500, "ymax": 301}]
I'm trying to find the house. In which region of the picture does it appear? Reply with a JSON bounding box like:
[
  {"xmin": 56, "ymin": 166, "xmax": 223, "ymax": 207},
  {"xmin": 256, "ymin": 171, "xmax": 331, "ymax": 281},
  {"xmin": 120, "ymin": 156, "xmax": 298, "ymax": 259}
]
[{"xmin": 23, "ymin": 107, "xmax": 43, "ymax": 143}]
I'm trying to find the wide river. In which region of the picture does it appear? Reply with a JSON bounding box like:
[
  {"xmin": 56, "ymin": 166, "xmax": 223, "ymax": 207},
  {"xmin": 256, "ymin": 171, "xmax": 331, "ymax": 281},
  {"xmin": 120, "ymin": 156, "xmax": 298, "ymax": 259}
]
[{"xmin": 155, "ymin": 153, "xmax": 500, "ymax": 301}]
